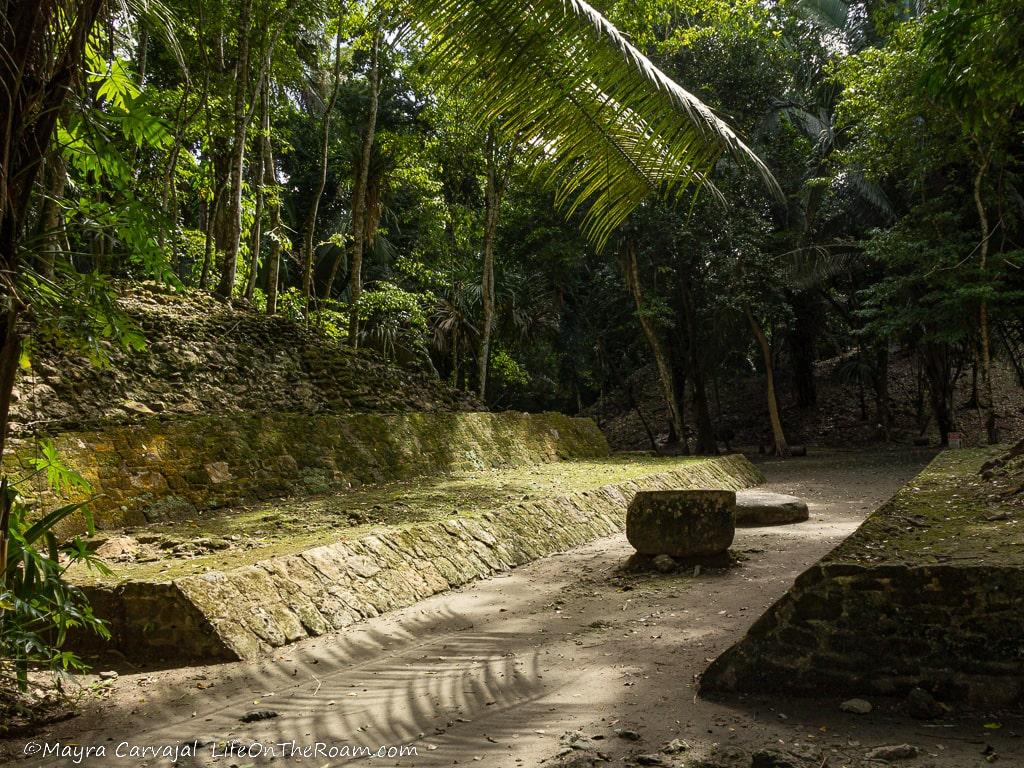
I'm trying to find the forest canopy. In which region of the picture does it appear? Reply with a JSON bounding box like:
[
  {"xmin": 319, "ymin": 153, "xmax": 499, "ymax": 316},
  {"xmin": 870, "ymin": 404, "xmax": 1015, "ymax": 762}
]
[{"xmin": 0, "ymin": 0, "xmax": 1021, "ymax": 455}]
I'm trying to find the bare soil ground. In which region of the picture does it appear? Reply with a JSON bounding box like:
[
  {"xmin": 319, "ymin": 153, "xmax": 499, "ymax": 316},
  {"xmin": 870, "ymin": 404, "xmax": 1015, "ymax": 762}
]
[{"xmin": 5, "ymin": 447, "xmax": 1023, "ymax": 768}]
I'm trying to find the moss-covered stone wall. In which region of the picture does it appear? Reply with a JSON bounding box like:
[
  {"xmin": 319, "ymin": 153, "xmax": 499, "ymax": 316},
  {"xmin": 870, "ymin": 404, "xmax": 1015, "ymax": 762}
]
[
  {"xmin": 10, "ymin": 287, "xmax": 481, "ymax": 436},
  {"xmin": 73, "ymin": 454, "xmax": 763, "ymax": 662},
  {"xmin": 6, "ymin": 411, "xmax": 609, "ymax": 532},
  {"xmin": 701, "ymin": 449, "xmax": 1024, "ymax": 707}
]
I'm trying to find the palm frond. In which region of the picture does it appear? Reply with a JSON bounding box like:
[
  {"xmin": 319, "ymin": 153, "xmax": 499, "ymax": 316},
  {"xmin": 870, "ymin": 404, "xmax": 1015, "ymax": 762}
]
[
  {"xmin": 782, "ymin": 243, "xmax": 861, "ymax": 289},
  {"xmin": 835, "ymin": 170, "xmax": 895, "ymax": 221},
  {"xmin": 794, "ymin": 0, "xmax": 851, "ymax": 29},
  {"xmin": 114, "ymin": 0, "xmax": 188, "ymax": 76},
  {"xmin": 407, "ymin": 0, "xmax": 778, "ymax": 247}
]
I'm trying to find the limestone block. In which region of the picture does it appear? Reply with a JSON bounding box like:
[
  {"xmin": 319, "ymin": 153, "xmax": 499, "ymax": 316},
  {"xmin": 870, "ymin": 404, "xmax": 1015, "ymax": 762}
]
[
  {"xmin": 626, "ymin": 489, "xmax": 736, "ymax": 558},
  {"xmin": 735, "ymin": 489, "xmax": 809, "ymax": 526}
]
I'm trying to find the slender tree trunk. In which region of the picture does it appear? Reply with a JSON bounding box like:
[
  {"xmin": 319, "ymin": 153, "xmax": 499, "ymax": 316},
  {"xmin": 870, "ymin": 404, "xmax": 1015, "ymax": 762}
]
[
  {"xmin": 244, "ymin": 147, "xmax": 263, "ymax": 301},
  {"xmin": 746, "ymin": 308, "xmax": 789, "ymax": 456},
  {"xmin": 871, "ymin": 344, "xmax": 892, "ymax": 441},
  {"xmin": 477, "ymin": 127, "xmax": 505, "ymax": 400},
  {"xmin": 200, "ymin": 181, "xmax": 222, "ymax": 289},
  {"xmin": 451, "ymin": 332, "xmax": 460, "ymax": 387},
  {"xmin": 999, "ymin": 323, "xmax": 1024, "ymax": 389},
  {"xmin": 680, "ymin": 275, "xmax": 716, "ymax": 454},
  {"xmin": 668, "ymin": 357, "xmax": 688, "ymax": 451},
  {"xmin": 37, "ymin": 151, "xmax": 66, "ymax": 279},
  {"xmin": 347, "ymin": 28, "xmax": 381, "ymax": 346},
  {"xmin": 922, "ymin": 342, "xmax": 954, "ymax": 445},
  {"xmin": 136, "ymin": 26, "xmax": 149, "ymax": 83},
  {"xmin": 259, "ymin": 80, "xmax": 283, "ymax": 315},
  {"xmin": 622, "ymin": 239, "xmax": 685, "ymax": 447},
  {"xmin": 216, "ymin": 0, "xmax": 253, "ymax": 300},
  {"xmin": 301, "ymin": 20, "xmax": 345, "ymax": 307},
  {"xmin": 973, "ymin": 153, "xmax": 997, "ymax": 443}
]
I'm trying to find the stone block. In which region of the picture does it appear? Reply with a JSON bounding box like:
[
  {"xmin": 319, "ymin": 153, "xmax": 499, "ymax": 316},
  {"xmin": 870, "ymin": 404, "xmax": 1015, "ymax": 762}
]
[
  {"xmin": 735, "ymin": 489, "xmax": 809, "ymax": 526},
  {"xmin": 626, "ymin": 489, "xmax": 736, "ymax": 558}
]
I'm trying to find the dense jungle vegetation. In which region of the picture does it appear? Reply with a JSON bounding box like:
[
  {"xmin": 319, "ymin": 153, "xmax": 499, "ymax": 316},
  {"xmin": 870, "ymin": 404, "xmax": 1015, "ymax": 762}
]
[
  {"xmin": 1, "ymin": 0, "xmax": 1022, "ymax": 455},
  {"xmin": 0, "ymin": 0, "xmax": 1021, "ymax": 706}
]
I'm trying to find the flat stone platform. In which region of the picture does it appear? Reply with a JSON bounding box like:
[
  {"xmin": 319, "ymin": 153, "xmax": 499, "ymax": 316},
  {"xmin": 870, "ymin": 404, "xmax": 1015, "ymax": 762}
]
[
  {"xmin": 734, "ymin": 489, "xmax": 809, "ymax": 526},
  {"xmin": 70, "ymin": 454, "xmax": 764, "ymax": 662},
  {"xmin": 701, "ymin": 448, "xmax": 1024, "ymax": 707}
]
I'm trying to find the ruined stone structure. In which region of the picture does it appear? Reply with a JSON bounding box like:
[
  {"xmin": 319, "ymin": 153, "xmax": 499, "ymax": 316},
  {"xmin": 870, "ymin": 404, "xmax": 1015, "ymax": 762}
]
[
  {"xmin": 7, "ymin": 411, "xmax": 608, "ymax": 532},
  {"xmin": 701, "ymin": 449, "xmax": 1024, "ymax": 707},
  {"xmin": 71, "ymin": 452, "xmax": 763, "ymax": 661}
]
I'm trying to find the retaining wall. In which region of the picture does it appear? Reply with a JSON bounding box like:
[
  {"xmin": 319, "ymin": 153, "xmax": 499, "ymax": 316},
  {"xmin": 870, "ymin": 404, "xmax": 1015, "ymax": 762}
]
[
  {"xmin": 76, "ymin": 454, "xmax": 763, "ymax": 662},
  {"xmin": 8, "ymin": 411, "xmax": 609, "ymax": 531}
]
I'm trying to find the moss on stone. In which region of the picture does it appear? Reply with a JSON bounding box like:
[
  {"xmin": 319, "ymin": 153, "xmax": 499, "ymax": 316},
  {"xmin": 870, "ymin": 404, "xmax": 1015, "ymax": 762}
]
[
  {"xmin": 829, "ymin": 448, "xmax": 1020, "ymax": 567},
  {"xmin": 70, "ymin": 453, "xmax": 763, "ymax": 661},
  {"xmin": 5, "ymin": 411, "xmax": 610, "ymax": 534},
  {"xmin": 70, "ymin": 453, "xmax": 759, "ymax": 586},
  {"xmin": 701, "ymin": 448, "xmax": 1024, "ymax": 706}
]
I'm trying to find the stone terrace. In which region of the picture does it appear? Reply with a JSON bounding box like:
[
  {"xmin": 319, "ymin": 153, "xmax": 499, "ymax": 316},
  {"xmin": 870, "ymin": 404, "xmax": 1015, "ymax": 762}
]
[
  {"xmin": 701, "ymin": 448, "xmax": 1024, "ymax": 707},
  {"xmin": 68, "ymin": 453, "xmax": 764, "ymax": 663}
]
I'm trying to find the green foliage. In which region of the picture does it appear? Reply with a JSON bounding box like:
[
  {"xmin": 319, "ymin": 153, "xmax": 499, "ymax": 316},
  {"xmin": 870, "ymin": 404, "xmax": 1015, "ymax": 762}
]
[
  {"xmin": 21, "ymin": 270, "xmax": 147, "ymax": 370},
  {"xmin": 410, "ymin": 0, "xmax": 778, "ymax": 247},
  {"xmin": 489, "ymin": 348, "xmax": 530, "ymax": 389},
  {"xmin": 356, "ymin": 281, "xmax": 431, "ymax": 360},
  {"xmin": 1, "ymin": 456, "xmax": 110, "ymax": 711}
]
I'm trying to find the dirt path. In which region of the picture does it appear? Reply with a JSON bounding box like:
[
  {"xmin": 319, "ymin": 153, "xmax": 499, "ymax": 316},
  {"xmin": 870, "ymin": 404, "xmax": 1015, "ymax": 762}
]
[{"xmin": 5, "ymin": 448, "xmax": 1022, "ymax": 768}]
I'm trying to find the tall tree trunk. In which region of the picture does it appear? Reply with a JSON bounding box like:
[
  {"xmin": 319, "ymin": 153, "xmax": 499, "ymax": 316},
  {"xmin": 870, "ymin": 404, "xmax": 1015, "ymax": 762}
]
[
  {"xmin": 244, "ymin": 146, "xmax": 264, "ymax": 301},
  {"xmin": 136, "ymin": 26, "xmax": 149, "ymax": 83},
  {"xmin": 36, "ymin": 151, "xmax": 66, "ymax": 280},
  {"xmin": 680, "ymin": 275, "xmax": 716, "ymax": 454},
  {"xmin": 746, "ymin": 308, "xmax": 789, "ymax": 456},
  {"xmin": 347, "ymin": 28, "xmax": 381, "ymax": 346},
  {"xmin": 477, "ymin": 127, "xmax": 505, "ymax": 400},
  {"xmin": 973, "ymin": 152, "xmax": 997, "ymax": 443},
  {"xmin": 301, "ymin": 20, "xmax": 345, "ymax": 307},
  {"xmin": 259, "ymin": 79, "xmax": 283, "ymax": 315},
  {"xmin": 668, "ymin": 354, "xmax": 688, "ymax": 451},
  {"xmin": 216, "ymin": 0, "xmax": 253, "ymax": 300},
  {"xmin": 200, "ymin": 179, "xmax": 222, "ymax": 289},
  {"xmin": 922, "ymin": 341, "xmax": 954, "ymax": 445},
  {"xmin": 622, "ymin": 239, "xmax": 685, "ymax": 448}
]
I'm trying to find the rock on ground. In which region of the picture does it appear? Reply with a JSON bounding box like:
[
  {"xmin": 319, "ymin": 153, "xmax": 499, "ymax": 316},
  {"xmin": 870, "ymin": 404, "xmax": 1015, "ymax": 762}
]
[
  {"xmin": 626, "ymin": 489, "xmax": 735, "ymax": 558},
  {"xmin": 735, "ymin": 489, "xmax": 809, "ymax": 526}
]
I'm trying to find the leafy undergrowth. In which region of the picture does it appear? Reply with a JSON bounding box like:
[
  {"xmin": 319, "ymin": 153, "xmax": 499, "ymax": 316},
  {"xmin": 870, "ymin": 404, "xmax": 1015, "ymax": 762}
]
[
  {"xmin": 69, "ymin": 454, "xmax": 709, "ymax": 585},
  {"xmin": 832, "ymin": 447, "xmax": 1024, "ymax": 567}
]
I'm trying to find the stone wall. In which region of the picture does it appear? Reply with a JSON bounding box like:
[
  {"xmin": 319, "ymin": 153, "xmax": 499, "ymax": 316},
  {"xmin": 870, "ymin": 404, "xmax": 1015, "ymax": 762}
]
[
  {"xmin": 6, "ymin": 411, "xmax": 610, "ymax": 532},
  {"xmin": 701, "ymin": 450, "xmax": 1024, "ymax": 708},
  {"xmin": 11, "ymin": 286, "xmax": 480, "ymax": 437},
  {"xmin": 74, "ymin": 455, "xmax": 764, "ymax": 662}
]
